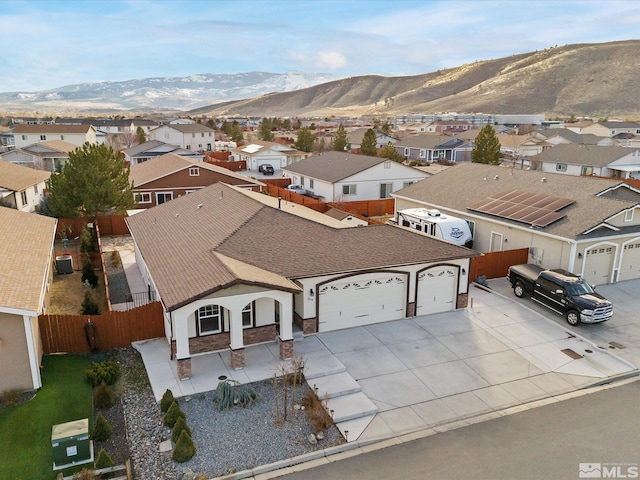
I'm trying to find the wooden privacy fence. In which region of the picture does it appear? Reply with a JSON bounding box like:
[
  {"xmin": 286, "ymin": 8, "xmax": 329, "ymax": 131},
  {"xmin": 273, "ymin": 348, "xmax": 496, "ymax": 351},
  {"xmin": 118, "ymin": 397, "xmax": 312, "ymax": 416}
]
[
  {"xmin": 469, "ymin": 247, "xmax": 529, "ymax": 281},
  {"xmin": 40, "ymin": 302, "xmax": 165, "ymax": 354},
  {"xmin": 55, "ymin": 215, "xmax": 130, "ymax": 239}
]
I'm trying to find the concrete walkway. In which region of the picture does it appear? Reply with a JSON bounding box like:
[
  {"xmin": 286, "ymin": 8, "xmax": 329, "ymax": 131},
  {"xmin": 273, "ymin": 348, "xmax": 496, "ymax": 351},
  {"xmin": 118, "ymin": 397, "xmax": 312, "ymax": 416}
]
[{"xmin": 132, "ymin": 283, "xmax": 635, "ymax": 444}]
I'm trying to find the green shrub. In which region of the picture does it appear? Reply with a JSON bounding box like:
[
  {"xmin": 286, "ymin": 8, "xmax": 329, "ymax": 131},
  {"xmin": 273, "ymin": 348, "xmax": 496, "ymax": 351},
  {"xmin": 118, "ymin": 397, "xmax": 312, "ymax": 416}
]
[
  {"xmin": 94, "ymin": 447, "xmax": 115, "ymax": 469},
  {"xmin": 81, "ymin": 290, "xmax": 100, "ymax": 315},
  {"xmin": 81, "ymin": 259, "xmax": 99, "ymax": 288},
  {"xmin": 93, "ymin": 382, "xmax": 114, "ymax": 409},
  {"xmin": 171, "ymin": 416, "xmax": 192, "ymax": 443},
  {"xmin": 79, "ymin": 226, "xmax": 96, "ymax": 253},
  {"xmin": 160, "ymin": 388, "xmax": 175, "ymax": 413},
  {"xmin": 213, "ymin": 379, "xmax": 257, "ymax": 410},
  {"xmin": 163, "ymin": 401, "xmax": 185, "ymax": 428},
  {"xmin": 91, "ymin": 412, "xmax": 112, "ymax": 441},
  {"xmin": 85, "ymin": 360, "xmax": 120, "ymax": 387},
  {"xmin": 172, "ymin": 430, "xmax": 196, "ymax": 462}
]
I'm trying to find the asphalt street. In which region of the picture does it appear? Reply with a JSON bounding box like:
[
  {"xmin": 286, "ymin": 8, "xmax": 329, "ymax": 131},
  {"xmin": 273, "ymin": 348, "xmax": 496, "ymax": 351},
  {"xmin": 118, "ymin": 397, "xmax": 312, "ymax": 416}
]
[{"xmin": 278, "ymin": 378, "xmax": 640, "ymax": 480}]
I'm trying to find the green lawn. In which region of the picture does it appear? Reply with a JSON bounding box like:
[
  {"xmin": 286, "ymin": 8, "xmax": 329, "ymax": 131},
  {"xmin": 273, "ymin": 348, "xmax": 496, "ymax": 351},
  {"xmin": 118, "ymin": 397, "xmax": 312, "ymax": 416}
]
[{"xmin": 0, "ymin": 355, "xmax": 92, "ymax": 480}]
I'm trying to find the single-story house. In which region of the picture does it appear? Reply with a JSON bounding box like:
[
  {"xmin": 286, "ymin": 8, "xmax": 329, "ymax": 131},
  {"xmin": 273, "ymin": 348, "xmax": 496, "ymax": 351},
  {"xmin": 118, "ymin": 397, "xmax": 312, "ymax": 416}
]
[
  {"xmin": 347, "ymin": 128, "xmax": 397, "ymax": 150},
  {"xmin": 0, "ymin": 140, "xmax": 77, "ymax": 171},
  {"xmin": 229, "ymin": 141, "xmax": 311, "ymax": 172},
  {"xmin": 0, "ymin": 160, "xmax": 51, "ymax": 212},
  {"xmin": 497, "ymin": 134, "xmax": 550, "ymax": 158},
  {"xmin": 123, "ymin": 140, "xmax": 205, "ymax": 166},
  {"xmin": 540, "ymin": 128, "xmax": 612, "ymax": 147},
  {"xmin": 393, "ymin": 162, "xmax": 640, "ymax": 285},
  {"xmin": 129, "ymin": 153, "xmax": 264, "ymax": 208},
  {"xmin": 394, "ymin": 135, "xmax": 472, "ymax": 163},
  {"xmin": 282, "ymin": 151, "xmax": 429, "ymax": 201},
  {"xmin": 530, "ymin": 145, "xmax": 640, "ymax": 179},
  {"xmin": 0, "ymin": 208, "xmax": 57, "ymax": 391},
  {"xmin": 126, "ymin": 183, "xmax": 479, "ymax": 378}
]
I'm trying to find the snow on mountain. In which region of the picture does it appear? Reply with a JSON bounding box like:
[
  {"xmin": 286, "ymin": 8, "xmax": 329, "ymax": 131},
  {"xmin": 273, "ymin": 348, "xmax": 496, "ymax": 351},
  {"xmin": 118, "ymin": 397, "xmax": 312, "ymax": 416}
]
[{"xmin": 0, "ymin": 71, "xmax": 343, "ymax": 112}]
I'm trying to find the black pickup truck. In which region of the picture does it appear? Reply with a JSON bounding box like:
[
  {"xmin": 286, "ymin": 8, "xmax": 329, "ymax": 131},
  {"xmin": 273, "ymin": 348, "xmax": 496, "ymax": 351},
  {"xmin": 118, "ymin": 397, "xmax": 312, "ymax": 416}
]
[{"xmin": 507, "ymin": 264, "xmax": 613, "ymax": 325}]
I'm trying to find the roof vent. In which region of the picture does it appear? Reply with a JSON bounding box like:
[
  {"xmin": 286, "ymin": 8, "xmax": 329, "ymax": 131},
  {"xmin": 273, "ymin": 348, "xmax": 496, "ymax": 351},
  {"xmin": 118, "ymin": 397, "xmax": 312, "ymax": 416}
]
[
  {"xmin": 494, "ymin": 175, "xmax": 499, "ymax": 180},
  {"xmin": 427, "ymin": 209, "xmax": 441, "ymax": 217},
  {"xmin": 541, "ymin": 177, "xmax": 547, "ymax": 182}
]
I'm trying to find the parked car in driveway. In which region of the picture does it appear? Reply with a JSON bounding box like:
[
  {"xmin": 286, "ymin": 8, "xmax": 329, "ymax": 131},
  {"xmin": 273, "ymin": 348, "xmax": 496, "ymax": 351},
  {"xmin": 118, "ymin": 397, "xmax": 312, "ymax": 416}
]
[
  {"xmin": 258, "ymin": 164, "xmax": 275, "ymax": 175},
  {"xmin": 285, "ymin": 184, "xmax": 307, "ymax": 195}
]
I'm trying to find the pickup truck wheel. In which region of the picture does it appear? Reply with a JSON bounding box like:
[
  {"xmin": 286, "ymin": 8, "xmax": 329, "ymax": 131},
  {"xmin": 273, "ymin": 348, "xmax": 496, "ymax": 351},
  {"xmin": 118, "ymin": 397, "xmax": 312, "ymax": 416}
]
[
  {"xmin": 566, "ymin": 310, "xmax": 580, "ymax": 326},
  {"xmin": 514, "ymin": 282, "xmax": 525, "ymax": 298}
]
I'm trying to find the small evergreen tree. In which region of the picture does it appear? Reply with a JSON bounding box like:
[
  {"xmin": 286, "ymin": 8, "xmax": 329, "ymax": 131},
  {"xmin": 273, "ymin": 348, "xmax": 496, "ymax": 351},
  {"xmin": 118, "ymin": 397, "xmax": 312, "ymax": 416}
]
[
  {"xmin": 471, "ymin": 125, "xmax": 502, "ymax": 165},
  {"xmin": 93, "ymin": 382, "xmax": 114, "ymax": 409},
  {"xmin": 294, "ymin": 127, "xmax": 315, "ymax": 152},
  {"xmin": 379, "ymin": 142, "xmax": 404, "ymax": 162},
  {"xmin": 333, "ymin": 124, "xmax": 348, "ymax": 152},
  {"xmin": 79, "ymin": 226, "xmax": 96, "ymax": 253},
  {"xmin": 91, "ymin": 412, "xmax": 112, "ymax": 441},
  {"xmin": 258, "ymin": 118, "xmax": 274, "ymax": 141},
  {"xmin": 94, "ymin": 447, "xmax": 115, "ymax": 469},
  {"xmin": 360, "ymin": 128, "xmax": 378, "ymax": 156},
  {"xmin": 135, "ymin": 126, "xmax": 147, "ymax": 144},
  {"xmin": 81, "ymin": 291, "xmax": 100, "ymax": 315},
  {"xmin": 81, "ymin": 258, "xmax": 99, "ymax": 288},
  {"xmin": 160, "ymin": 388, "xmax": 175, "ymax": 413},
  {"xmin": 172, "ymin": 430, "xmax": 196, "ymax": 462},
  {"xmin": 163, "ymin": 401, "xmax": 186, "ymax": 428},
  {"xmin": 171, "ymin": 416, "xmax": 192, "ymax": 443}
]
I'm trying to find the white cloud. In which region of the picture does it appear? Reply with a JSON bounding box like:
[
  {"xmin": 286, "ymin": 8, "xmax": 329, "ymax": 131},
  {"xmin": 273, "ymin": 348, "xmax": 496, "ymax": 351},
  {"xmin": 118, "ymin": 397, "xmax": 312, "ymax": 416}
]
[{"xmin": 315, "ymin": 51, "xmax": 348, "ymax": 70}]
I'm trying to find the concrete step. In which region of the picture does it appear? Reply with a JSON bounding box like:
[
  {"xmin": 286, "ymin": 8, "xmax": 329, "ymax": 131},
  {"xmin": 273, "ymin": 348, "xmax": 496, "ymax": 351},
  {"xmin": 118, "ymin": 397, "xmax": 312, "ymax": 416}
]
[
  {"xmin": 303, "ymin": 354, "xmax": 346, "ymax": 380},
  {"xmin": 324, "ymin": 392, "xmax": 378, "ymax": 423},
  {"xmin": 310, "ymin": 372, "xmax": 362, "ymax": 400}
]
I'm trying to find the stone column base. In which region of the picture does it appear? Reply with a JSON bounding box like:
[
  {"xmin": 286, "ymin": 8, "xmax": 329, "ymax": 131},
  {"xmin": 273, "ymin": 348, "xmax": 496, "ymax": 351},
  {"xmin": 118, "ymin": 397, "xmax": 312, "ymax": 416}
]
[
  {"xmin": 230, "ymin": 348, "xmax": 245, "ymax": 370},
  {"xmin": 279, "ymin": 338, "xmax": 294, "ymax": 360},
  {"xmin": 177, "ymin": 358, "xmax": 192, "ymax": 380},
  {"xmin": 457, "ymin": 293, "xmax": 469, "ymax": 309}
]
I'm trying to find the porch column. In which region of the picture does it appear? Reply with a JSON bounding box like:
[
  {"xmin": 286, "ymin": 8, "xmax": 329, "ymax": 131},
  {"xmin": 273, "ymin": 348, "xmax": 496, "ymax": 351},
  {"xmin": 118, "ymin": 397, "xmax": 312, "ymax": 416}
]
[
  {"xmin": 173, "ymin": 312, "xmax": 191, "ymax": 380},
  {"xmin": 279, "ymin": 294, "xmax": 294, "ymax": 360},
  {"xmin": 228, "ymin": 309, "xmax": 245, "ymax": 370}
]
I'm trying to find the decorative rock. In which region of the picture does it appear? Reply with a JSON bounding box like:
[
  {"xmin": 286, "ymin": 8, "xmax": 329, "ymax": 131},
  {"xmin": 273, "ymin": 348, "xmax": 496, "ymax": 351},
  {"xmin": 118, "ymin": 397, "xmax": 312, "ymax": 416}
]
[
  {"xmin": 294, "ymin": 404, "xmax": 301, "ymax": 411},
  {"xmin": 185, "ymin": 396, "xmax": 192, "ymax": 403},
  {"xmin": 159, "ymin": 439, "xmax": 173, "ymax": 453},
  {"xmin": 307, "ymin": 433, "xmax": 318, "ymax": 445},
  {"xmin": 182, "ymin": 467, "xmax": 197, "ymax": 480},
  {"xmin": 315, "ymin": 431, "xmax": 325, "ymax": 441}
]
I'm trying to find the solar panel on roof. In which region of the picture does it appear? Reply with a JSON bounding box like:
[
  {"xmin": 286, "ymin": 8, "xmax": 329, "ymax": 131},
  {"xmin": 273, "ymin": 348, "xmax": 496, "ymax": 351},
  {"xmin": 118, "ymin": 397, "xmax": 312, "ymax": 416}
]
[{"xmin": 468, "ymin": 189, "xmax": 574, "ymax": 228}]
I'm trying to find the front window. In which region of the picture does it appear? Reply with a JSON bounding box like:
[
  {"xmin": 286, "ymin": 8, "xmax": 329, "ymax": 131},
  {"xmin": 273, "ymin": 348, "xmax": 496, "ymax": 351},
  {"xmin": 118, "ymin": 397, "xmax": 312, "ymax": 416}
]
[
  {"xmin": 134, "ymin": 192, "xmax": 152, "ymax": 204},
  {"xmin": 342, "ymin": 184, "xmax": 356, "ymax": 195},
  {"xmin": 189, "ymin": 167, "xmax": 199, "ymax": 176},
  {"xmin": 197, "ymin": 305, "xmax": 222, "ymax": 334},
  {"xmin": 242, "ymin": 302, "xmax": 254, "ymax": 329},
  {"xmin": 156, "ymin": 192, "xmax": 173, "ymax": 204},
  {"xmin": 20, "ymin": 190, "xmax": 28, "ymax": 206},
  {"xmin": 379, "ymin": 183, "xmax": 393, "ymax": 199},
  {"xmin": 309, "ymin": 179, "xmax": 314, "ymax": 188},
  {"xmin": 556, "ymin": 163, "xmax": 567, "ymax": 172},
  {"xmin": 581, "ymin": 166, "xmax": 593, "ymax": 175},
  {"xmin": 300, "ymin": 176, "xmax": 305, "ymax": 186},
  {"xmin": 40, "ymin": 135, "xmax": 46, "ymax": 141}
]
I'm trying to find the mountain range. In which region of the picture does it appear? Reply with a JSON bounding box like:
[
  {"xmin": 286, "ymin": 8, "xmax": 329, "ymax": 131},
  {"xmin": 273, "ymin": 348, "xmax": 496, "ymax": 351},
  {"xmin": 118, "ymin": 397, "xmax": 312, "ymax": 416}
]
[{"xmin": 2, "ymin": 40, "xmax": 639, "ymax": 118}]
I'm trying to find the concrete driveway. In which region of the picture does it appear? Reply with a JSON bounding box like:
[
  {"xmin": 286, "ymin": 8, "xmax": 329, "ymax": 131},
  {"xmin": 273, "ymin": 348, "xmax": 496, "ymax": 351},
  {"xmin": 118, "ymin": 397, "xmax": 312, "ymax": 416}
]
[{"xmin": 134, "ymin": 282, "xmax": 635, "ymax": 444}]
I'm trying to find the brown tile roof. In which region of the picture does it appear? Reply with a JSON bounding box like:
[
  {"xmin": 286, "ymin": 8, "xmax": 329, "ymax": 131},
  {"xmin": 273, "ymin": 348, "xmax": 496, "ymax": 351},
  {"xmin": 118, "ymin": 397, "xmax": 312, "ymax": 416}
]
[
  {"xmin": 0, "ymin": 160, "xmax": 51, "ymax": 191},
  {"xmin": 0, "ymin": 208, "xmax": 56, "ymax": 313},
  {"xmin": 394, "ymin": 163, "xmax": 639, "ymax": 239},
  {"xmin": 129, "ymin": 153, "xmax": 264, "ymax": 187},
  {"xmin": 127, "ymin": 183, "xmax": 477, "ymax": 311},
  {"xmin": 282, "ymin": 152, "xmax": 384, "ymax": 182},
  {"xmin": 12, "ymin": 124, "xmax": 93, "ymax": 134}
]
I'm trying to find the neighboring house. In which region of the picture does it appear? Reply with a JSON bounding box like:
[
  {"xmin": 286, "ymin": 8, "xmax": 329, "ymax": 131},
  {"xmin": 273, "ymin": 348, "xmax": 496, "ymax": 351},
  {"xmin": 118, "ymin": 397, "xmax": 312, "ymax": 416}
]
[
  {"xmin": 0, "ymin": 126, "xmax": 14, "ymax": 152},
  {"xmin": 579, "ymin": 121, "xmax": 640, "ymax": 138},
  {"xmin": 0, "ymin": 160, "xmax": 51, "ymax": 212},
  {"xmin": 395, "ymin": 135, "xmax": 472, "ymax": 163},
  {"xmin": 282, "ymin": 151, "xmax": 429, "ymax": 201},
  {"xmin": 126, "ymin": 183, "xmax": 478, "ymax": 377},
  {"xmin": 0, "ymin": 140, "xmax": 77, "ymax": 171},
  {"xmin": 530, "ymin": 145, "xmax": 640, "ymax": 179},
  {"xmin": 12, "ymin": 124, "xmax": 97, "ymax": 149},
  {"xmin": 347, "ymin": 128, "xmax": 397, "ymax": 150},
  {"xmin": 541, "ymin": 128, "xmax": 612, "ymax": 147},
  {"xmin": 496, "ymin": 134, "xmax": 549, "ymax": 158},
  {"xmin": 230, "ymin": 141, "xmax": 311, "ymax": 172},
  {"xmin": 0, "ymin": 208, "xmax": 57, "ymax": 391},
  {"xmin": 129, "ymin": 153, "xmax": 264, "ymax": 208},
  {"xmin": 393, "ymin": 162, "xmax": 640, "ymax": 285},
  {"xmin": 323, "ymin": 207, "xmax": 368, "ymax": 227},
  {"xmin": 123, "ymin": 140, "xmax": 204, "ymax": 166},
  {"xmin": 148, "ymin": 124, "xmax": 216, "ymax": 151},
  {"xmin": 425, "ymin": 120, "xmax": 471, "ymax": 133}
]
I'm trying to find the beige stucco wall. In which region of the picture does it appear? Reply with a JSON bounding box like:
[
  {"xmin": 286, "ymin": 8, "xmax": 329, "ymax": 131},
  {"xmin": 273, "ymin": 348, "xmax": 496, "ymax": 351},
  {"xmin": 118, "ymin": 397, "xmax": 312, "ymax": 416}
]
[{"xmin": 0, "ymin": 312, "xmax": 34, "ymax": 392}]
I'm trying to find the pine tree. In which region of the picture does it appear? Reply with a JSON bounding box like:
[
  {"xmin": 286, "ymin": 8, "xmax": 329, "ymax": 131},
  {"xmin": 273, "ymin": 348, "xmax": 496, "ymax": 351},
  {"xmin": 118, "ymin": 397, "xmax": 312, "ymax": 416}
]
[
  {"xmin": 94, "ymin": 448, "xmax": 115, "ymax": 469},
  {"xmin": 294, "ymin": 127, "xmax": 315, "ymax": 152},
  {"xmin": 172, "ymin": 430, "xmax": 196, "ymax": 462},
  {"xmin": 172, "ymin": 416, "xmax": 192, "ymax": 443},
  {"xmin": 360, "ymin": 128, "xmax": 378, "ymax": 156},
  {"xmin": 258, "ymin": 118, "xmax": 274, "ymax": 141},
  {"xmin": 471, "ymin": 125, "xmax": 502, "ymax": 165},
  {"xmin": 93, "ymin": 382, "xmax": 114, "ymax": 409},
  {"xmin": 160, "ymin": 389, "xmax": 175, "ymax": 413},
  {"xmin": 163, "ymin": 401, "xmax": 186, "ymax": 428},
  {"xmin": 379, "ymin": 142, "xmax": 404, "ymax": 162},
  {"xmin": 91, "ymin": 413, "xmax": 112, "ymax": 441},
  {"xmin": 332, "ymin": 124, "xmax": 348, "ymax": 152}
]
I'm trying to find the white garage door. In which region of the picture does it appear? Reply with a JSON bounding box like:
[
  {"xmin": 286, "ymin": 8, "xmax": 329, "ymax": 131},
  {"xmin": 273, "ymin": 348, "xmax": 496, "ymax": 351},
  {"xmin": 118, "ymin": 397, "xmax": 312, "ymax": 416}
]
[
  {"xmin": 583, "ymin": 246, "xmax": 614, "ymax": 285},
  {"xmin": 618, "ymin": 241, "xmax": 640, "ymax": 282},
  {"xmin": 317, "ymin": 274, "xmax": 406, "ymax": 332},
  {"xmin": 416, "ymin": 265, "xmax": 458, "ymax": 316}
]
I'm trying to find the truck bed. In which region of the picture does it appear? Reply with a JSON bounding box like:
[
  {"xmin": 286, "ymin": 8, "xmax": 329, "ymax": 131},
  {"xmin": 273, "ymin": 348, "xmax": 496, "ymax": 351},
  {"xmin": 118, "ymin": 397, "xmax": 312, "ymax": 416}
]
[{"xmin": 508, "ymin": 263, "xmax": 544, "ymax": 283}]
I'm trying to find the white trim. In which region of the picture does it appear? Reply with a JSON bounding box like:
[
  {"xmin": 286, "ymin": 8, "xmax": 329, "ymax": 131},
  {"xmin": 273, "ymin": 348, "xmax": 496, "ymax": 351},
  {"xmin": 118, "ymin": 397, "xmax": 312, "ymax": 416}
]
[
  {"xmin": 23, "ymin": 315, "xmax": 41, "ymax": 389},
  {"xmin": 615, "ymin": 236, "xmax": 640, "ymax": 282},
  {"xmin": 156, "ymin": 191, "xmax": 173, "ymax": 204},
  {"xmin": 489, "ymin": 231, "xmax": 503, "ymax": 252},
  {"xmin": 134, "ymin": 192, "xmax": 152, "ymax": 204},
  {"xmin": 579, "ymin": 241, "xmax": 619, "ymax": 283},
  {"xmin": 582, "ymin": 223, "xmax": 619, "ymax": 235}
]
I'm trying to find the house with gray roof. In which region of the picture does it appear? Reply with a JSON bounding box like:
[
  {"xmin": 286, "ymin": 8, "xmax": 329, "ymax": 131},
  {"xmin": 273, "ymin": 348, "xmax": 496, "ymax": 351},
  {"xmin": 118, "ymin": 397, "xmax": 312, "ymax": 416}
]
[
  {"xmin": 229, "ymin": 140, "xmax": 311, "ymax": 173},
  {"xmin": 0, "ymin": 140, "xmax": 77, "ymax": 171},
  {"xmin": 393, "ymin": 162, "xmax": 640, "ymax": 285},
  {"xmin": 394, "ymin": 135, "xmax": 472, "ymax": 163},
  {"xmin": 282, "ymin": 151, "xmax": 428, "ymax": 202},
  {"xmin": 531, "ymin": 145, "xmax": 640, "ymax": 179},
  {"xmin": 123, "ymin": 140, "xmax": 204, "ymax": 166},
  {"xmin": 541, "ymin": 128, "xmax": 612, "ymax": 147},
  {"xmin": 126, "ymin": 183, "xmax": 478, "ymax": 377}
]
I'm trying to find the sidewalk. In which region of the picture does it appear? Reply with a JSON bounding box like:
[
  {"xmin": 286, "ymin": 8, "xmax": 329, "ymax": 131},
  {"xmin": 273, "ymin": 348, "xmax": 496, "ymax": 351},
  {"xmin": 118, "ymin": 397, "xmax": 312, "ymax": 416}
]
[{"xmin": 133, "ymin": 283, "xmax": 635, "ymax": 444}]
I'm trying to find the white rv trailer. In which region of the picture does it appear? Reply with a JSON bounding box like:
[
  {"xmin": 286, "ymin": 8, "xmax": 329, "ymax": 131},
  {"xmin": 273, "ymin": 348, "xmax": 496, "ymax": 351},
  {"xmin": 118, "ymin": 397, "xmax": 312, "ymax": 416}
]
[{"xmin": 396, "ymin": 208, "xmax": 473, "ymax": 248}]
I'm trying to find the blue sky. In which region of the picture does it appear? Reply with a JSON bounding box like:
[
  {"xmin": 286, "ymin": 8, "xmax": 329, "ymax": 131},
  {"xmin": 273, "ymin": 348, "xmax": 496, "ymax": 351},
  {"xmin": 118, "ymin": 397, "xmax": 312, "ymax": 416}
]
[{"xmin": 1, "ymin": 0, "xmax": 639, "ymax": 92}]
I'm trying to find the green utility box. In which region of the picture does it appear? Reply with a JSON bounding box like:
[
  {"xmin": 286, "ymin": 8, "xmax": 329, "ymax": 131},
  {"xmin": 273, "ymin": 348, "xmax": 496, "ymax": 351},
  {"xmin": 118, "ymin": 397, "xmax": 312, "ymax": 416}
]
[{"xmin": 51, "ymin": 418, "xmax": 93, "ymax": 470}]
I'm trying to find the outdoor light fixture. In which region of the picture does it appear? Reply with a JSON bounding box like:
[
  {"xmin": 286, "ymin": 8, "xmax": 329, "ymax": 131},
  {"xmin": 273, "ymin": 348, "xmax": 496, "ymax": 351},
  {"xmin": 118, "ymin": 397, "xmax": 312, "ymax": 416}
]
[
  {"xmin": 309, "ymin": 289, "xmax": 314, "ymax": 297},
  {"xmin": 462, "ymin": 268, "xmax": 467, "ymax": 275}
]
